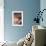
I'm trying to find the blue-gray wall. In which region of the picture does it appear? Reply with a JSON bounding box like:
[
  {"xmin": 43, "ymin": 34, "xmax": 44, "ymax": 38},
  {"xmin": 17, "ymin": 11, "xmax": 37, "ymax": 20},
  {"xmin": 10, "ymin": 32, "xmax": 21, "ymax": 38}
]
[
  {"xmin": 40, "ymin": 0, "xmax": 46, "ymax": 27},
  {"xmin": 4, "ymin": 0, "xmax": 40, "ymax": 42}
]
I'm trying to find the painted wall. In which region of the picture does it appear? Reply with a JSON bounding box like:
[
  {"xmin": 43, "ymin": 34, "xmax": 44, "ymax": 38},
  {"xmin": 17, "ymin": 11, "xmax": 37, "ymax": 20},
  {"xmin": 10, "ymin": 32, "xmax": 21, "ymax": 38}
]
[
  {"xmin": 4, "ymin": 0, "xmax": 40, "ymax": 42},
  {"xmin": 40, "ymin": 0, "xmax": 46, "ymax": 27}
]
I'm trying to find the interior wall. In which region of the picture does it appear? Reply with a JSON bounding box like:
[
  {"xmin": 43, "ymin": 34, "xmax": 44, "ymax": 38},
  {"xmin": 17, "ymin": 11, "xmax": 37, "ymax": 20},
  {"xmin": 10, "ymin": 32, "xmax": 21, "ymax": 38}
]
[
  {"xmin": 40, "ymin": 0, "xmax": 46, "ymax": 27},
  {"xmin": 4, "ymin": 0, "xmax": 40, "ymax": 42}
]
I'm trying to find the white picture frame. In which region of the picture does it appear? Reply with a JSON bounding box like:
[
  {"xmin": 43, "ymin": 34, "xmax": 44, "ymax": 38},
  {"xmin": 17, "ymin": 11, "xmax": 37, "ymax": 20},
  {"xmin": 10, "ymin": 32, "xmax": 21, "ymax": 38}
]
[{"xmin": 12, "ymin": 11, "xmax": 23, "ymax": 26}]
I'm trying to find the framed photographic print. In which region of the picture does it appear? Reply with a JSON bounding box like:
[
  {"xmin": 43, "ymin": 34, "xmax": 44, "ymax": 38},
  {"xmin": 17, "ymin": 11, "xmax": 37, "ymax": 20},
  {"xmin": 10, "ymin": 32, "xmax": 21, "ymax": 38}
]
[{"xmin": 12, "ymin": 11, "xmax": 23, "ymax": 26}]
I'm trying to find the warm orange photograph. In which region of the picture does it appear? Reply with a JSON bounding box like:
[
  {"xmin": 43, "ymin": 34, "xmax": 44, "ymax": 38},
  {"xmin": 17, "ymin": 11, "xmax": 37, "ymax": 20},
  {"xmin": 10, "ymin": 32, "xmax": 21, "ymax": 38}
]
[{"xmin": 12, "ymin": 11, "xmax": 23, "ymax": 26}]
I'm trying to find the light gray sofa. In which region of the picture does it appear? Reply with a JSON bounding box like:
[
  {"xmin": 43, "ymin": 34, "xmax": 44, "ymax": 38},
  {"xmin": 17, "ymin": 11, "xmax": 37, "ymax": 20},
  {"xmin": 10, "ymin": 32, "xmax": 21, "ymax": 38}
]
[
  {"xmin": 17, "ymin": 30, "xmax": 46, "ymax": 46},
  {"xmin": 32, "ymin": 25, "xmax": 46, "ymax": 46},
  {"xmin": 35, "ymin": 29, "xmax": 46, "ymax": 46},
  {"xmin": 6, "ymin": 30, "xmax": 46, "ymax": 46},
  {"xmin": 2, "ymin": 26, "xmax": 46, "ymax": 46},
  {"xmin": 1, "ymin": 41, "xmax": 17, "ymax": 46}
]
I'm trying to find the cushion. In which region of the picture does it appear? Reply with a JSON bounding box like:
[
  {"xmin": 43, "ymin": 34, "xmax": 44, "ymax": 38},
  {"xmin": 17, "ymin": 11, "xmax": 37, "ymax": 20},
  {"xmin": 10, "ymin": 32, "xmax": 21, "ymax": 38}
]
[{"xmin": 17, "ymin": 37, "xmax": 25, "ymax": 46}]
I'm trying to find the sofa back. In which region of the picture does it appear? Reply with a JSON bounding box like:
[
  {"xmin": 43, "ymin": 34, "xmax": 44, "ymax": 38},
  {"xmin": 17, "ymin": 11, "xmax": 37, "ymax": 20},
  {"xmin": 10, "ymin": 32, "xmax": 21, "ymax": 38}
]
[
  {"xmin": 35, "ymin": 29, "xmax": 45, "ymax": 46},
  {"xmin": 44, "ymin": 31, "xmax": 46, "ymax": 46}
]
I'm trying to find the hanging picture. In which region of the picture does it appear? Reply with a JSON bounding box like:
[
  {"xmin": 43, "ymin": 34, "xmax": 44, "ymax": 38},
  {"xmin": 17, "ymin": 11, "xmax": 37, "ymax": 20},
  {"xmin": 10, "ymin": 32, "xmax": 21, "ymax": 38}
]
[{"xmin": 12, "ymin": 11, "xmax": 23, "ymax": 26}]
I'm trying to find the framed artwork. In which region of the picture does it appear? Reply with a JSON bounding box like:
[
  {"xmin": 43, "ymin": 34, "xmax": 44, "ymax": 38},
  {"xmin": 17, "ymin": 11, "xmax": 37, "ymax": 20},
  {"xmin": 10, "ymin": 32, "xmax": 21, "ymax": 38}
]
[{"xmin": 12, "ymin": 11, "xmax": 23, "ymax": 26}]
